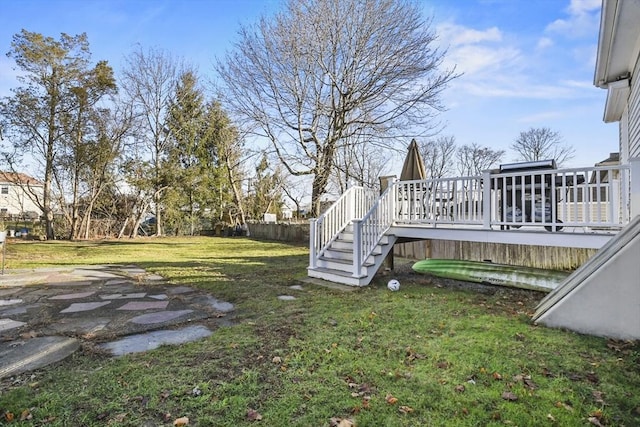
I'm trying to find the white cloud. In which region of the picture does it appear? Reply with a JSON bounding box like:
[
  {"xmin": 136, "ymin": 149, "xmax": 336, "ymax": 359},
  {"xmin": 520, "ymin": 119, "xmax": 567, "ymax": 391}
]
[
  {"xmin": 438, "ymin": 23, "xmax": 502, "ymax": 46},
  {"xmin": 437, "ymin": 22, "xmax": 518, "ymax": 78},
  {"xmin": 536, "ymin": 37, "xmax": 554, "ymax": 50},
  {"xmin": 568, "ymin": 0, "xmax": 601, "ymax": 15},
  {"xmin": 436, "ymin": 12, "xmax": 600, "ymax": 106},
  {"xmin": 545, "ymin": 0, "xmax": 600, "ymax": 38},
  {"xmin": 445, "ymin": 45, "xmax": 521, "ymax": 76},
  {"xmin": 561, "ymin": 79, "xmax": 594, "ymax": 90}
]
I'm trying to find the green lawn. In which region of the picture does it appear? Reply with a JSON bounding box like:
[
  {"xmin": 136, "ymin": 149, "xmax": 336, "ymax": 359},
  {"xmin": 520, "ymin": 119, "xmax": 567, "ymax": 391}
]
[{"xmin": 1, "ymin": 237, "xmax": 638, "ymax": 426}]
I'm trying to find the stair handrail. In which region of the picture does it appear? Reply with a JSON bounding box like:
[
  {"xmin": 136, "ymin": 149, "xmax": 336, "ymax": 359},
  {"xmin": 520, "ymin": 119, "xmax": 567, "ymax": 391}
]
[
  {"xmin": 352, "ymin": 183, "xmax": 395, "ymax": 277},
  {"xmin": 309, "ymin": 186, "xmax": 377, "ymax": 269}
]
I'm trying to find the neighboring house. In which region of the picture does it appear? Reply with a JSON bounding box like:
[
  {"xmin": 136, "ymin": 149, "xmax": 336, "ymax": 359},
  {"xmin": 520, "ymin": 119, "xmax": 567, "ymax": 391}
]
[{"xmin": 0, "ymin": 172, "xmax": 43, "ymax": 218}]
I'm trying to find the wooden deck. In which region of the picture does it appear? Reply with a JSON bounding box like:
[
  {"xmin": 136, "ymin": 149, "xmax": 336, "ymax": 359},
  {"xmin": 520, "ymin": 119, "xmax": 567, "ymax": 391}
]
[{"xmin": 308, "ymin": 162, "xmax": 637, "ymax": 286}]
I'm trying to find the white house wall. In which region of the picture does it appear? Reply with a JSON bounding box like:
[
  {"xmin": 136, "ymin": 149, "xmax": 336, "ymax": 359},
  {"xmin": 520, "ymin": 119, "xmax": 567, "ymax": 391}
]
[
  {"xmin": 621, "ymin": 108, "xmax": 629, "ymax": 163},
  {"xmin": 629, "ymin": 53, "xmax": 640, "ymax": 158},
  {"xmin": 0, "ymin": 184, "xmax": 43, "ymax": 217}
]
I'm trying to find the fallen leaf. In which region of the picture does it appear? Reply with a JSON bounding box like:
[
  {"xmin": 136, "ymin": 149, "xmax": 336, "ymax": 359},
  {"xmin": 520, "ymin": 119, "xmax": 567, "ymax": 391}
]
[
  {"xmin": 247, "ymin": 409, "xmax": 263, "ymax": 421},
  {"xmin": 4, "ymin": 412, "xmax": 14, "ymax": 422},
  {"xmin": 21, "ymin": 330, "xmax": 37, "ymax": 339},
  {"xmin": 329, "ymin": 417, "xmax": 355, "ymax": 427},
  {"xmin": 385, "ymin": 394, "xmax": 398, "ymax": 405},
  {"xmin": 501, "ymin": 391, "xmax": 518, "ymax": 401},
  {"xmin": 272, "ymin": 356, "xmax": 282, "ymax": 364},
  {"xmin": 523, "ymin": 378, "xmax": 537, "ymax": 390},
  {"xmin": 160, "ymin": 390, "xmax": 171, "ymax": 400},
  {"xmin": 555, "ymin": 401, "xmax": 574, "ymax": 412},
  {"xmin": 20, "ymin": 409, "xmax": 33, "ymax": 421},
  {"xmin": 114, "ymin": 413, "xmax": 127, "ymax": 422},
  {"xmin": 542, "ymin": 367, "xmax": 555, "ymax": 378},
  {"xmin": 399, "ymin": 405, "xmax": 414, "ymax": 414},
  {"xmin": 547, "ymin": 413, "xmax": 556, "ymax": 422},
  {"xmin": 173, "ymin": 416, "xmax": 190, "ymax": 426},
  {"xmin": 192, "ymin": 386, "xmax": 201, "ymax": 396},
  {"xmin": 588, "ymin": 416, "xmax": 604, "ymax": 427},
  {"xmin": 589, "ymin": 409, "xmax": 603, "ymax": 419},
  {"xmin": 586, "ymin": 372, "xmax": 600, "ymax": 384},
  {"xmin": 492, "ymin": 372, "xmax": 503, "ymax": 381},
  {"xmin": 361, "ymin": 398, "xmax": 370, "ymax": 409},
  {"xmin": 455, "ymin": 385, "xmax": 465, "ymax": 393},
  {"xmin": 592, "ymin": 390, "xmax": 605, "ymax": 404},
  {"xmin": 436, "ymin": 361, "xmax": 450, "ymax": 369}
]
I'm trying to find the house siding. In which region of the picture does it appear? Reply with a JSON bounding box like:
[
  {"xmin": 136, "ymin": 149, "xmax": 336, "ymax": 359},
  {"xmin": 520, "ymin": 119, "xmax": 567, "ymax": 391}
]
[
  {"xmin": 0, "ymin": 183, "xmax": 43, "ymax": 217},
  {"xmin": 629, "ymin": 54, "xmax": 640, "ymax": 158}
]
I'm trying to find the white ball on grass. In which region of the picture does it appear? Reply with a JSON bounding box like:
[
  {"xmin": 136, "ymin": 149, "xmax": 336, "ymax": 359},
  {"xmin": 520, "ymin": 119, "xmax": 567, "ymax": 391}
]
[{"xmin": 387, "ymin": 279, "xmax": 400, "ymax": 291}]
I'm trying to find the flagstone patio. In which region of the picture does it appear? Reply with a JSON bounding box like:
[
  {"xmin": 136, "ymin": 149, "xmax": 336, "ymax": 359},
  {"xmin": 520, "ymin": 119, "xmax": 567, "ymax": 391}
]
[{"xmin": 0, "ymin": 265, "xmax": 236, "ymax": 379}]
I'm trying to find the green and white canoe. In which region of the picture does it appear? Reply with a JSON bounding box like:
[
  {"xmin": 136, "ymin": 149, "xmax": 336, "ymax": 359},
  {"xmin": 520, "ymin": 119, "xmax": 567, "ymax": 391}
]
[{"xmin": 412, "ymin": 259, "xmax": 570, "ymax": 292}]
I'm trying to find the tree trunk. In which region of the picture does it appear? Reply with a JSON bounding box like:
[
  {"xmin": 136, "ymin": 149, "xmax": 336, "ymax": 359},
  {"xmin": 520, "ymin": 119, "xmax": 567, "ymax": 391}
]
[
  {"xmin": 310, "ymin": 165, "xmax": 331, "ymax": 217},
  {"xmin": 117, "ymin": 217, "xmax": 129, "ymax": 239},
  {"xmin": 225, "ymin": 156, "xmax": 246, "ymax": 225}
]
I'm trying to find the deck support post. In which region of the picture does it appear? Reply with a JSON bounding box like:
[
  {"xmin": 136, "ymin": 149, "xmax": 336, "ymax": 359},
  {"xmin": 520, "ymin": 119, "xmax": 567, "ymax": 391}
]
[
  {"xmin": 352, "ymin": 219, "xmax": 363, "ymax": 277},
  {"xmin": 309, "ymin": 218, "xmax": 317, "ymax": 269},
  {"xmin": 482, "ymin": 170, "xmax": 492, "ymax": 229},
  {"xmin": 630, "ymin": 157, "xmax": 640, "ymax": 219},
  {"xmin": 380, "ymin": 176, "xmax": 397, "ymax": 271}
]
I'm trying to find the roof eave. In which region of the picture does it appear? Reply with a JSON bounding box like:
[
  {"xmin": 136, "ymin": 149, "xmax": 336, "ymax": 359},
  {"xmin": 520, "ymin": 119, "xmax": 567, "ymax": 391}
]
[{"xmin": 594, "ymin": 0, "xmax": 640, "ymax": 88}]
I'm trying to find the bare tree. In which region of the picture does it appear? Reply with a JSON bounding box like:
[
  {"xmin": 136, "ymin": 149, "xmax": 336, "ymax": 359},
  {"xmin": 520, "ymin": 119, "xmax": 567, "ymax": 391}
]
[
  {"xmin": 510, "ymin": 127, "xmax": 575, "ymax": 166},
  {"xmin": 121, "ymin": 47, "xmax": 180, "ymax": 236},
  {"xmin": 332, "ymin": 137, "xmax": 391, "ymax": 193},
  {"xmin": 456, "ymin": 143, "xmax": 504, "ymax": 176},
  {"xmin": 280, "ymin": 174, "xmax": 310, "ymax": 220},
  {"xmin": 216, "ymin": 0, "xmax": 457, "ymax": 216},
  {"xmin": 419, "ymin": 136, "xmax": 457, "ymax": 179},
  {"xmin": 78, "ymin": 102, "xmax": 134, "ymax": 239}
]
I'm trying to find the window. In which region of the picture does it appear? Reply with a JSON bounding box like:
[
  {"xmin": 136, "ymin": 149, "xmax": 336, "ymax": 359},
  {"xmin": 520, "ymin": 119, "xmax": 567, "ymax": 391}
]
[{"xmin": 0, "ymin": 186, "xmax": 8, "ymax": 195}]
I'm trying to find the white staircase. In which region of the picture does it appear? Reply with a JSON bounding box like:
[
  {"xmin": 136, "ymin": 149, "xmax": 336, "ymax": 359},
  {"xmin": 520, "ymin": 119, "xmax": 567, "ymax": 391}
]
[
  {"xmin": 307, "ymin": 224, "xmax": 397, "ymax": 286},
  {"xmin": 308, "ymin": 184, "xmax": 397, "ymax": 286}
]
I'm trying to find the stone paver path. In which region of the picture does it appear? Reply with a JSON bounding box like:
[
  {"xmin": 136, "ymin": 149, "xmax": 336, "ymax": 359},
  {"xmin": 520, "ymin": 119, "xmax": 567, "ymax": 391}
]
[{"xmin": 0, "ymin": 265, "xmax": 236, "ymax": 379}]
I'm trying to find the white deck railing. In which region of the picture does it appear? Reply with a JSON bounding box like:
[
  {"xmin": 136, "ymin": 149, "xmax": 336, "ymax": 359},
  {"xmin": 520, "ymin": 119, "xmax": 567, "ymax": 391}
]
[
  {"xmin": 309, "ymin": 186, "xmax": 377, "ymax": 269},
  {"xmin": 352, "ymin": 185, "xmax": 395, "ymax": 276},
  {"xmin": 395, "ymin": 164, "xmax": 630, "ymax": 231}
]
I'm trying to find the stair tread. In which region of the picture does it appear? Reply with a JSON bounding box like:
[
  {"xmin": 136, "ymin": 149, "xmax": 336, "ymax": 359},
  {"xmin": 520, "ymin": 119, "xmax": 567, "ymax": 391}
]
[
  {"xmin": 319, "ymin": 256, "xmax": 375, "ymax": 267},
  {"xmin": 309, "ymin": 266, "xmax": 366, "ymax": 278},
  {"xmin": 326, "ymin": 246, "xmax": 382, "ymax": 255}
]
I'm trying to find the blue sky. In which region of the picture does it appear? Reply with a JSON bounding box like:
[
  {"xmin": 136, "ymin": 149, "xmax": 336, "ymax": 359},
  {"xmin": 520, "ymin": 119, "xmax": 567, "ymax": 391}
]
[{"xmin": 0, "ymin": 0, "xmax": 616, "ymax": 169}]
